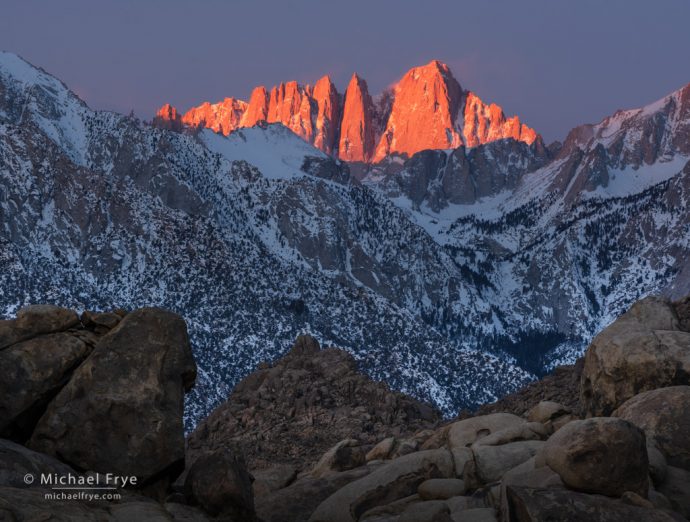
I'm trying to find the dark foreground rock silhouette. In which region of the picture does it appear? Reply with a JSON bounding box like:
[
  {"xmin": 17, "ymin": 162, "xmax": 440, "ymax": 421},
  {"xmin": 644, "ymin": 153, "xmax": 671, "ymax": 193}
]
[{"xmin": 1, "ymin": 295, "xmax": 690, "ymax": 521}]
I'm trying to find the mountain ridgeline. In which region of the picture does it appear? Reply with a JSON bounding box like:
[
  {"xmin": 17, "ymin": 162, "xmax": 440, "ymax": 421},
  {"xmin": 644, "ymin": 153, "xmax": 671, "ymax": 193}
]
[
  {"xmin": 154, "ymin": 60, "xmax": 539, "ymax": 163},
  {"xmin": 1, "ymin": 51, "xmax": 689, "ymax": 427}
]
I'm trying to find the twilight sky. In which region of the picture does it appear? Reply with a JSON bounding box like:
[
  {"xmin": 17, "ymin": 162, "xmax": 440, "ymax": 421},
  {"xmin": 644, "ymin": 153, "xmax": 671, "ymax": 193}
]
[{"xmin": 2, "ymin": 0, "xmax": 690, "ymax": 142}]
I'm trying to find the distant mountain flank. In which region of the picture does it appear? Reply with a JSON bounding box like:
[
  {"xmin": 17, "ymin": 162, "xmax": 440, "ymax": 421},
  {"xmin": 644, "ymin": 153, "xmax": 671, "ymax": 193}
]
[
  {"xmin": 2, "ymin": 49, "xmax": 690, "ymax": 431},
  {"xmin": 154, "ymin": 60, "xmax": 540, "ymax": 162}
]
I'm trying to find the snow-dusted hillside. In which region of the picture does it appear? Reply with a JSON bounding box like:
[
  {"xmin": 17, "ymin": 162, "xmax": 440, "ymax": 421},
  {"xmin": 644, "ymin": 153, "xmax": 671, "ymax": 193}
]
[
  {"xmin": 370, "ymin": 84, "xmax": 690, "ymax": 371},
  {"xmin": 1, "ymin": 51, "xmax": 689, "ymax": 427},
  {"xmin": 0, "ymin": 53, "xmax": 531, "ymax": 427}
]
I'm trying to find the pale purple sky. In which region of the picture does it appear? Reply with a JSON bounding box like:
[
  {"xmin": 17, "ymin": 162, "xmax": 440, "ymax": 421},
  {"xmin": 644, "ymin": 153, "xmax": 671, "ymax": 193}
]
[{"xmin": 2, "ymin": 0, "xmax": 689, "ymax": 142}]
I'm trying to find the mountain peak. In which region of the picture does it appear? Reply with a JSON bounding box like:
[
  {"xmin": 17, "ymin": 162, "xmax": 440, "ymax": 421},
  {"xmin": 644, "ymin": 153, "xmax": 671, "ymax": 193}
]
[
  {"xmin": 153, "ymin": 103, "xmax": 182, "ymax": 132},
  {"xmin": 339, "ymin": 72, "xmax": 376, "ymax": 162},
  {"xmin": 423, "ymin": 59, "xmax": 452, "ymax": 73},
  {"xmin": 153, "ymin": 60, "xmax": 539, "ymax": 162},
  {"xmin": 373, "ymin": 60, "xmax": 464, "ymax": 161}
]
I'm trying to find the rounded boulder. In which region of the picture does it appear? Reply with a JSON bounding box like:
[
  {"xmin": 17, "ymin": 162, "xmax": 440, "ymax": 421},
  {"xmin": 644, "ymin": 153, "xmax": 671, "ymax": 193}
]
[
  {"xmin": 614, "ymin": 386, "xmax": 690, "ymax": 470},
  {"xmin": 542, "ymin": 417, "xmax": 648, "ymax": 497}
]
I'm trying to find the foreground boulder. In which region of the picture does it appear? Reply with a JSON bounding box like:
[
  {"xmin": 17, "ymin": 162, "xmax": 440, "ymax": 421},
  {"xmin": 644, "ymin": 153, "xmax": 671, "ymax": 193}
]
[
  {"xmin": 257, "ymin": 467, "xmax": 374, "ymax": 522},
  {"xmin": 506, "ymin": 486, "xmax": 678, "ymax": 522},
  {"xmin": 542, "ymin": 418, "xmax": 649, "ymax": 497},
  {"xmin": 580, "ymin": 296, "xmax": 690, "ymax": 416},
  {"xmin": 0, "ymin": 332, "xmax": 92, "ymax": 439},
  {"xmin": 311, "ymin": 439, "xmax": 366, "ymax": 478},
  {"xmin": 309, "ymin": 449, "xmax": 454, "ymax": 522},
  {"xmin": 658, "ymin": 465, "xmax": 690, "ymax": 518},
  {"xmin": 447, "ymin": 413, "xmax": 526, "ymax": 450},
  {"xmin": 0, "ymin": 305, "xmax": 90, "ymax": 439},
  {"xmin": 29, "ymin": 308, "xmax": 197, "ymax": 487},
  {"xmin": 614, "ymin": 386, "xmax": 690, "ymax": 470},
  {"xmin": 0, "ymin": 439, "xmax": 78, "ymax": 489},
  {"xmin": 184, "ymin": 450, "xmax": 255, "ymax": 520},
  {"xmin": 0, "ymin": 305, "xmax": 79, "ymax": 350}
]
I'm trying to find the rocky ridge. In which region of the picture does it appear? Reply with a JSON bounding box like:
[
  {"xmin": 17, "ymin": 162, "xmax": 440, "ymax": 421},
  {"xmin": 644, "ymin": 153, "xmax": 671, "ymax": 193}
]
[
  {"xmin": 187, "ymin": 334, "xmax": 440, "ymax": 472},
  {"xmin": 155, "ymin": 60, "xmax": 540, "ymax": 162}
]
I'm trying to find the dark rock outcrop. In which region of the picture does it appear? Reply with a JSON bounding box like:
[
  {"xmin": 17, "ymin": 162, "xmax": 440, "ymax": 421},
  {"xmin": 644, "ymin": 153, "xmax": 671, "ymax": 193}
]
[
  {"xmin": 580, "ymin": 296, "xmax": 690, "ymax": 416},
  {"xmin": 506, "ymin": 486, "xmax": 678, "ymax": 522},
  {"xmin": 542, "ymin": 418, "xmax": 649, "ymax": 497},
  {"xmin": 3, "ymin": 293, "xmax": 690, "ymax": 521},
  {"xmin": 0, "ymin": 304, "xmax": 79, "ymax": 350},
  {"xmin": 0, "ymin": 305, "xmax": 216, "ymax": 520},
  {"xmin": 186, "ymin": 334, "xmax": 440, "ymax": 473},
  {"xmin": 29, "ymin": 308, "xmax": 197, "ymax": 489},
  {"xmin": 614, "ymin": 386, "xmax": 690, "ymax": 470},
  {"xmin": 184, "ymin": 450, "xmax": 255, "ymax": 520}
]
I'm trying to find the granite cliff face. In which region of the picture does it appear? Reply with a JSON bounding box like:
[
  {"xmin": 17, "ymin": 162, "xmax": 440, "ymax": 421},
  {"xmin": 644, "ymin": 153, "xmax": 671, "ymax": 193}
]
[
  {"xmin": 181, "ymin": 97, "xmax": 247, "ymax": 136},
  {"xmin": 339, "ymin": 74, "xmax": 376, "ymax": 162},
  {"xmin": 155, "ymin": 60, "xmax": 539, "ymax": 162}
]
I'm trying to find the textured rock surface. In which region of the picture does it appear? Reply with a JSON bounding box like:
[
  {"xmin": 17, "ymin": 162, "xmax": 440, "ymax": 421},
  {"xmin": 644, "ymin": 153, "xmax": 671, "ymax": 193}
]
[
  {"xmin": 0, "ymin": 305, "xmax": 79, "ymax": 350},
  {"xmin": 506, "ymin": 486, "xmax": 678, "ymax": 522},
  {"xmin": 526, "ymin": 401, "xmax": 571, "ymax": 424},
  {"xmin": 257, "ymin": 467, "xmax": 373, "ymax": 522},
  {"xmin": 157, "ymin": 60, "xmax": 538, "ymax": 164},
  {"xmin": 29, "ymin": 308, "xmax": 197, "ymax": 484},
  {"xmin": 614, "ymin": 386, "xmax": 690, "ymax": 470},
  {"xmin": 447, "ymin": 413, "xmax": 525, "ymax": 451},
  {"xmin": 658, "ymin": 465, "xmax": 690, "ymax": 518},
  {"xmin": 153, "ymin": 103, "xmax": 182, "ymax": 132},
  {"xmin": 183, "ymin": 450, "xmax": 255, "ymax": 520},
  {"xmin": 462, "ymin": 92, "xmax": 537, "ymax": 148},
  {"xmin": 339, "ymin": 74, "xmax": 376, "ymax": 162},
  {"xmin": 312, "ymin": 76, "xmax": 340, "ymax": 155},
  {"xmin": 0, "ymin": 438, "xmax": 78, "ymax": 489},
  {"xmin": 181, "ymin": 97, "xmax": 247, "ymax": 135},
  {"xmin": 187, "ymin": 335, "xmax": 439, "ymax": 472},
  {"xmin": 309, "ymin": 449, "xmax": 454, "ymax": 522},
  {"xmin": 581, "ymin": 296, "xmax": 690, "ymax": 416},
  {"xmin": 470, "ymin": 441, "xmax": 544, "ymax": 485},
  {"xmin": 373, "ymin": 61, "xmax": 463, "ymax": 161},
  {"xmin": 417, "ymin": 478, "xmax": 466, "ymax": 500},
  {"xmin": 311, "ymin": 439, "xmax": 366, "ymax": 478},
  {"xmin": 240, "ymin": 85, "xmax": 269, "ymax": 127},
  {"xmin": 0, "ymin": 332, "xmax": 92, "ymax": 438},
  {"xmin": 542, "ymin": 418, "xmax": 649, "ymax": 497}
]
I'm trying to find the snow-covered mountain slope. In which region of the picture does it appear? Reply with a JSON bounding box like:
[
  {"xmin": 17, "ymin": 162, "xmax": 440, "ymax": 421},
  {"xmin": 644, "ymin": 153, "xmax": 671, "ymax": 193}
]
[
  {"xmin": 0, "ymin": 53, "xmax": 533, "ymax": 428},
  {"xmin": 372, "ymin": 84, "xmax": 690, "ymax": 371},
  {"xmin": 2, "ymin": 51, "xmax": 689, "ymax": 428}
]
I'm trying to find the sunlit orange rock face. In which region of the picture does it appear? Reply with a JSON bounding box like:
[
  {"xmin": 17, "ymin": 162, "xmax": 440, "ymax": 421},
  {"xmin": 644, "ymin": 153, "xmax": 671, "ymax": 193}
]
[
  {"xmin": 373, "ymin": 61, "xmax": 464, "ymax": 162},
  {"xmin": 240, "ymin": 86, "xmax": 269, "ymax": 127},
  {"xmin": 155, "ymin": 60, "xmax": 540, "ymax": 162},
  {"xmin": 463, "ymin": 92, "xmax": 537, "ymax": 147},
  {"xmin": 266, "ymin": 81, "xmax": 315, "ymax": 143},
  {"xmin": 181, "ymin": 98, "xmax": 247, "ymax": 135},
  {"xmin": 153, "ymin": 103, "xmax": 182, "ymax": 132},
  {"xmin": 312, "ymin": 76, "xmax": 340, "ymax": 155},
  {"xmin": 339, "ymin": 74, "xmax": 376, "ymax": 162}
]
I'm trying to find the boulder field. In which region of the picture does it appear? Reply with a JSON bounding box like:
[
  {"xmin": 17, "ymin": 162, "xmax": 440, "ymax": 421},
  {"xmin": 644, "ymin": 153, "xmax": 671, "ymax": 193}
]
[{"xmin": 0, "ymin": 294, "xmax": 689, "ymax": 521}]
